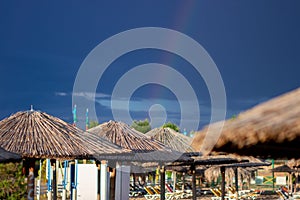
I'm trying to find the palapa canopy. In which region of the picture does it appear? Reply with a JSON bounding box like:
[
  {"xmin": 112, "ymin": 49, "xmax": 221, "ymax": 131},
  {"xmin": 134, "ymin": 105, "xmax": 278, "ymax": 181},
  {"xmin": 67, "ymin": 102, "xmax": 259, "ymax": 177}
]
[
  {"xmin": 0, "ymin": 146, "xmax": 21, "ymax": 163},
  {"xmin": 89, "ymin": 121, "xmax": 193, "ymax": 200},
  {"xmin": 146, "ymin": 127, "xmax": 195, "ymax": 153},
  {"xmin": 0, "ymin": 110, "xmax": 128, "ymax": 160},
  {"xmin": 89, "ymin": 120, "xmax": 168, "ymax": 152},
  {"xmin": 270, "ymin": 164, "xmax": 295, "ymax": 173},
  {"xmin": 287, "ymin": 159, "xmax": 300, "ymax": 168},
  {"xmin": 192, "ymin": 87, "xmax": 300, "ymax": 159},
  {"xmin": 88, "ymin": 121, "xmax": 190, "ymax": 162}
]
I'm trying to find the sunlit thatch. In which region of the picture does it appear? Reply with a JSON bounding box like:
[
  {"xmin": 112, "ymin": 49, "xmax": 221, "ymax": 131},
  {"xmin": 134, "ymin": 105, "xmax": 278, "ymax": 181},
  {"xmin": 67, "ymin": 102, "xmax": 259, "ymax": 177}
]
[
  {"xmin": 89, "ymin": 121, "xmax": 190, "ymax": 163},
  {"xmin": 192, "ymin": 87, "xmax": 300, "ymax": 159},
  {"xmin": 0, "ymin": 110, "xmax": 128, "ymax": 160},
  {"xmin": 89, "ymin": 121, "xmax": 168, "ymax": 152},
  {"xmin": 146, "ymin": 127, "xmax": 195, "ymax": 153}
]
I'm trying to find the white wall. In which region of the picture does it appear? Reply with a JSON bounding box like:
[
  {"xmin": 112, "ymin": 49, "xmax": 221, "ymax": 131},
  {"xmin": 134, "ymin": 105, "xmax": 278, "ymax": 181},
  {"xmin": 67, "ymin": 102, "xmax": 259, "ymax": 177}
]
[{"xmin": 77, "ymin": 164, "xmax": 98, "ymax": 200}]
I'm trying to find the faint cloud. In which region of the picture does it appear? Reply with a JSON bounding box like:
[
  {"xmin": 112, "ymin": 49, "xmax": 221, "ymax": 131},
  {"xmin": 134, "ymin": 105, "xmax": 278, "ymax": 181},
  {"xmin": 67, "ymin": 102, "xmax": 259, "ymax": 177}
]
[{"xmin": 55, "ymin": 92, "xmax": 68, "ymax": 96}]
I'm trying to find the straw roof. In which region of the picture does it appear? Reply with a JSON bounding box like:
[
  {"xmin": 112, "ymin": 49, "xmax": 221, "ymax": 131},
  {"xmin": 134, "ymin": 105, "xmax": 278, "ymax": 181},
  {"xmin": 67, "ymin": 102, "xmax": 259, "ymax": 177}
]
[
  {"xmin": 271, "ymin": 164, "xmax": 295, "ymax": 173},
  {"xmin": 204, "ymin": 156, "xmax": 269, "ymax": 184},
  {"xmin": 146, "ymin": 127, "xmax": 195, "ymax": 153},
  {"xmin": 89, "ymin": 121, "xmax": 193, "ymax": 163},
  {"xmin": 205, "ymin": 166, "xmax": 252, "ymax": 184},
  {"xmin": 88, "ymin": 121, "xmax": 170, "ymax": 152},
  {"xmin": 0, "ymin": 110, "xmax": 127, "ymax": 159},
  {"xmin": 192, "ymin": 87, "xmax": 300, "ymax": 158},
  {"xmin": 0, "ymin": 147, "xmax": 21, "ymax": 163},
  {"xmin": 287, "ymin": 159, "xmax": 300, "ymax": 168}
]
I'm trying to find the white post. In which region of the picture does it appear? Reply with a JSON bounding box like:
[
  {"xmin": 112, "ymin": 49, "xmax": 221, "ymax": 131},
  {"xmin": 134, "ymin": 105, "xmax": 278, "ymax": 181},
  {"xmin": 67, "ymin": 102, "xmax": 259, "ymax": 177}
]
[
  {"xmin": 36, "ymin": 179, "xmax": 40, "ymax": 200},
  {"xmin": 62, "ymin": 160, "xmax": 68, "ymax": 200},
  {"xmin": 101, "ymin": 160, "xmax": 108, "ymax": 200},
  {"xmin": 172, "ymin": 171, "xmax": 177, "ymax": 192},
  {"xmin": 37, "ymin": 160, "xmax": 42, "ymax": 200}
]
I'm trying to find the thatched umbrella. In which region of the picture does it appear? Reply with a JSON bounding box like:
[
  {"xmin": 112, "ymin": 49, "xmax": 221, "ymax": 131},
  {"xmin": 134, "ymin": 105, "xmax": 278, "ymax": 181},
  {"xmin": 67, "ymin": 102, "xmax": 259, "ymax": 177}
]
[
  {"xmin": 271, "ymin": 164, "xmax": 295, "ymax": 173},
  {"xmin": 0, "ymin": 110, "xmax": 128, "ymax": 200},
  {"xmin": 89, "ymin": 121, "xmax": 169, "ymax": 152},
  {"xmin": 89, "ymin": 121, "xmax": 191, "ymax": 200},
  {"xmin": 146, "ymin": 127, "xmax": 195, "ymax": 153},
  {"xmin": 0, "ymin": 110, "xmax": 128, "ymax": 159},
  {"xmin": 271, "ymin": 164, "xmax": 295, "ymax": 192},
  {"xmin": 0, "ymin": 146, "xmax": 21, "ymax": 163},
  {"xmin": 145, "ymin": 127, "xmax": 198, "ymax": 198},
  {"xmin": 192, "ymin": 87, "xmax": 300, "ymax": 159}
]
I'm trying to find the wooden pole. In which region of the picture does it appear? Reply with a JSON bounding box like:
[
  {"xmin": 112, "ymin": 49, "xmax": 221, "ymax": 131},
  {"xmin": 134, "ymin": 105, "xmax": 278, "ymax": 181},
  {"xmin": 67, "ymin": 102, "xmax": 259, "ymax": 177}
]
[
  {"xmin": 272, "ymin": 159, "xmax": 275, "ymax": 192},
  {"xmin": 234, "ymin": 167, "xmax": 239, "ymax": 200},
  {"xmin": 191, "ymin": 164, "xmax": 196, "ymax": 200},
  {"xmin": 160, "ymin": 165, "xmax": 165, "ymax": 200},
  {"xmin": 221, "ymin": 166, "xmax": 225, "ymax": 200},
  {"xmin": 53, "ymin": 161, "xmax": 57, "ymax": 200},
  {"xmin": 109, "ymin": 168, "xmax": 116, "ymax": 200},
  {"xmin": 27, "ymin": 159, "xmax": 35, "ymax": 200},
  {"xmin": 97, "ymin": 163, "xmax": 101, "ymax": 200},
  {"xmin": 182, "ymin": 172, "xmax": 185, "ymax": 191}
]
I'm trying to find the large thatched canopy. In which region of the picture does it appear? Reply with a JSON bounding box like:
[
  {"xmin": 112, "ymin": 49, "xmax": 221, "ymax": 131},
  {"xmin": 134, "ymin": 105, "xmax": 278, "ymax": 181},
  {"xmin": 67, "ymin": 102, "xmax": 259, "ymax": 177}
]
[
  {"xmin": 88, "ymin": 121, "xmax": 171, "ymax": 152},
  {"xmin": 88, "ymin": 121, "xmax": 191, "ymax": 163},
  {"xmin": 0, "ymin": 147, "xmax": 21, "ymax": 163},
  {"xmin": 0, "ymin": 110, "xmax": 128, "ymax": 160},
  {"xmin": 192, "ymin": 87, "xmax": 300, "ymax": 159},
  {"xmin": 146, "ymin": 127, "xmax": 195, "ymax": 153}
]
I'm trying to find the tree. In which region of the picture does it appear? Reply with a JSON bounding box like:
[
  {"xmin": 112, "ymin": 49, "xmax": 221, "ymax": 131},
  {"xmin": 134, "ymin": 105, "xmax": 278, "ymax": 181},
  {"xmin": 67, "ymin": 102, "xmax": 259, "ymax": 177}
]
[
  {"xmin": 162, "ymin": 122, "xmax": 180, "ymax": 132},
  {"xmin": 88, "ymin": 121, "xmax": 99, "ymax": 129},
  {"xmin": 0, "ymin": 162, "xmax": 26, "ymax": 199},
  {"xmin": 131, "ymin": 119, "xmax": 151, "ymax": 133}
]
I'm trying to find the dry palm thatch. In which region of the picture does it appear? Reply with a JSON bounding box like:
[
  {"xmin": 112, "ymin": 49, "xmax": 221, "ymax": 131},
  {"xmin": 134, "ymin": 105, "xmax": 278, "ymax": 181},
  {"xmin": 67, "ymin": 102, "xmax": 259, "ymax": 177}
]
[
  {"xmin": 204, "ymin": 155, "xmax": 269, "ymax": 184},
  {"xmin": 271, "ymin": 164, "xmax": 295, "ymax": 173},
  {"xmin": 287, "ymin": 159, "xmax": 300, "ymax": 168},
  {"xmin": 205, "ymin": 166, "xmax": 252, "ymax": 185},
  {"xmin": 0, "ymin": 110, "xmax": 128, "ymax": 160},
  {"xmin": 192, "ymin": 87, "xmax": 300, "ymax": 159},
  {"xmin": 146, "ymin": 127, "xmax": 195, "ymax": 153},
  {"xmin": 0, "ymin": 147, "xmax": 21, "ymax": 163},
  {"xmin": 88, "ymin": 121, "xmax": 170, "ymax": 152},
  {"xmin": 89, "ymin": 121, "xmax": 192, "ymax": 163}
]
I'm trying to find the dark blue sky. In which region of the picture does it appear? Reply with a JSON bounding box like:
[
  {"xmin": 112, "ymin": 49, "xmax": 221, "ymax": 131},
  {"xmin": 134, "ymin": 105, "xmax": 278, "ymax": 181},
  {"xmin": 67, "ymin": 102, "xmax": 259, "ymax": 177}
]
[{"xmin": 0, "ymin": 1, "xmax": 299, "ymax": 131}]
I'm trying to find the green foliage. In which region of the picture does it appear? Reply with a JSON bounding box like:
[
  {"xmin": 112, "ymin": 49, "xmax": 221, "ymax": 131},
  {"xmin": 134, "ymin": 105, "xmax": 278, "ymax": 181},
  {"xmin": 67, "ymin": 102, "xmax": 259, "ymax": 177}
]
[
  {"xmin": 0, "ymin": 162, "xmax": 26, "ymax": 199},
  {"xmin": 162, "ymin": 122, "xmax": 180, "ymax": 132},
  {"xmin": 131, "ymin": 119, "xmax": 151, "ymax": 133},
  {"xmin": 89, "ymin": 121, "xmax": 99, "ymax": 129}
]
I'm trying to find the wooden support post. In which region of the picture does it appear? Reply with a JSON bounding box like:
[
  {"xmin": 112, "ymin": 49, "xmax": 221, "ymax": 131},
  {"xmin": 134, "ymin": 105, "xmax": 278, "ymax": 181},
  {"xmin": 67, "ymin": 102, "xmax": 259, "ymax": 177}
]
[
  {"xmin": 53, "ymin": 161, "xmax": 57, "ymax": 200},
  {"xmin": 191, "ymin": 164, "xmax": 196, "ymax": 200},
  {"xmin": 27, "ymin": 159, "xmax": 35, "ymax": 200},
  {"xmin": 109, "ymin": 168, "xmax": 116, "ymax": 200},
  {"xmin": 234, "ymin": 167, "xmax": 239, "ymax": 200},
  {"xmin": 182, "ymin": 172, "xmax": 185, "ymax": 191},
  {"xmin": 160, "ymin": 165, "xmax": 165, "ymax": 200},
  {"xmin": 97, "ymin": 163, "xmax": 101, "ymax": 200},
  {"xmin": 221, "ymin": 166, "xmax": 225, "ymax": 200}
]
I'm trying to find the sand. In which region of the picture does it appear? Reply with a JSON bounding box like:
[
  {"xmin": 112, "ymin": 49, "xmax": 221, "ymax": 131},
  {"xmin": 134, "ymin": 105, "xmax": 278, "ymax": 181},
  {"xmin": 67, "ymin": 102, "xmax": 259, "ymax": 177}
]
[{"xmin": 130, "ymin": 194, "xmax": 280, "ymax": 199}]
